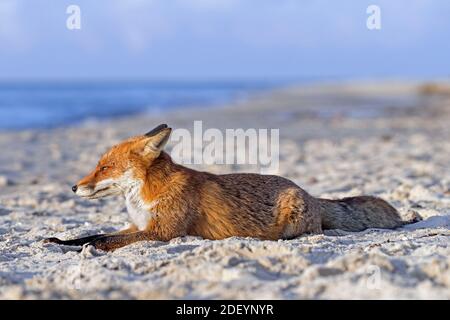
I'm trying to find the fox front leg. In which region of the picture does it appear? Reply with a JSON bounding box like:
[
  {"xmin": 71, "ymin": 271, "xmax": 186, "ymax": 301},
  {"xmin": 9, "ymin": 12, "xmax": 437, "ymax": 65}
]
[
  {"xmin": 86, "ymin": 231, "xmax": 157, "ymax": 252},
  {"xmin": 44, "ymin": 234, "xmax": 106, "ymax": 246},
  {"xmin": 43, "ymin": 225, "xmax": 138, "ymax": 247}
]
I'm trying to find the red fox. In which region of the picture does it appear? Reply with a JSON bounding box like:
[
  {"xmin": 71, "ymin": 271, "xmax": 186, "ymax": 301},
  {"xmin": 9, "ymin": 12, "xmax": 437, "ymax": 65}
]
[{"xmin": 45, "ymin": 124, "xmax": 416, "ymax": 251}]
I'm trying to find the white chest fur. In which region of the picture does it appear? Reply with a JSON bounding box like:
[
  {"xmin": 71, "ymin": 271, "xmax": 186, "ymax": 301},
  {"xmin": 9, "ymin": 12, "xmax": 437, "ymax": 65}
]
[{"xmin": 124, "ymin": 181, "xmax": 156, "ymax": 231}]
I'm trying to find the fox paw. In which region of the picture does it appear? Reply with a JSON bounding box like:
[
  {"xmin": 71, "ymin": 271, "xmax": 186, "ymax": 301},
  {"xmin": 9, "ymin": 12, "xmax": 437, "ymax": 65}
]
[{"xmin": 86, "ymin": 237, "xmax": 113, "ymax": 252}]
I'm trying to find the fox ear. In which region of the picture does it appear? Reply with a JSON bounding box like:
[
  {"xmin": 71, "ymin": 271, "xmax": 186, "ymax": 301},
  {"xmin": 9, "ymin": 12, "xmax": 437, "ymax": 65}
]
[{"xmin": 140, "ymin": 125, "xmax": 172, "ymax": 156}]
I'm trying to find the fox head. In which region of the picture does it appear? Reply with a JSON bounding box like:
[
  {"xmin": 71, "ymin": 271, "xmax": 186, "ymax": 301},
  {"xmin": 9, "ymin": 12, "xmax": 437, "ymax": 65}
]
[{"xmin": 72, "ymin": 124, "xmax": 172, "ymax": 199}]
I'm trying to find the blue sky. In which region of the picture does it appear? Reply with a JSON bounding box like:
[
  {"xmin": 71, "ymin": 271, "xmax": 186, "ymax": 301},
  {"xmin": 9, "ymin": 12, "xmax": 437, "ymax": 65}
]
[{"xmin": 0, "ymin": 0, "xmax": 449, "ymax": 81}]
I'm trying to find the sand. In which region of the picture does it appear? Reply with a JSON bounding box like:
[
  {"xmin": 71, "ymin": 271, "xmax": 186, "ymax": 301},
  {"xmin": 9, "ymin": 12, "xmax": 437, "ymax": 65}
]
[{"xmin": 0, "ymin": 81, "xmax": 449, "ymax": 299}]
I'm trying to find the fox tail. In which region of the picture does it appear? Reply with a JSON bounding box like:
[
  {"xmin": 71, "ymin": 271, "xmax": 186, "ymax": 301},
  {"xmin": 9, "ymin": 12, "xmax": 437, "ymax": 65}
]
[{"xmin": 319, "ymin": 195, "xmax": 421, "ymax": 231}]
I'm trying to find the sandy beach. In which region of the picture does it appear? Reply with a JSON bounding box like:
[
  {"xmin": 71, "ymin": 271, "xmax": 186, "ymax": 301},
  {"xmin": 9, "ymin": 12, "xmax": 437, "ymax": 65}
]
[{"xmin": 0, "ymin": 81, "xmax": 449, "ymax": 299}]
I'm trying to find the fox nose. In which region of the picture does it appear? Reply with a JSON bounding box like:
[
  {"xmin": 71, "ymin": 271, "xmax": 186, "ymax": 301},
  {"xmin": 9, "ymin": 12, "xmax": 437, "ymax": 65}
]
[{"xmin": 72, "ymin": 185, "xmax": 78, "ymax": 193}]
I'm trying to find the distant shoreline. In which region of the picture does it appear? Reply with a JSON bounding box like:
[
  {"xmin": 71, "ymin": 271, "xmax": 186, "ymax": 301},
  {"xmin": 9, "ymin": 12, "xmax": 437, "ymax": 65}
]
[
  {"xmin": 0, "ymin": 80, "xmax": 287, "ymax": 131},
  {"xmin": 1, "ymin": 79, "xmax": 448, "ymax": 133}
]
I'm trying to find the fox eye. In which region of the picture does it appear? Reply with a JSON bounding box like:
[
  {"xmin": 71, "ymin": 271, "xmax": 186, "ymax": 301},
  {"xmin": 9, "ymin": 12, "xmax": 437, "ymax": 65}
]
[{"xmin": 100, "ymin": 166, "xmax": 108, "ymax": 171}]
